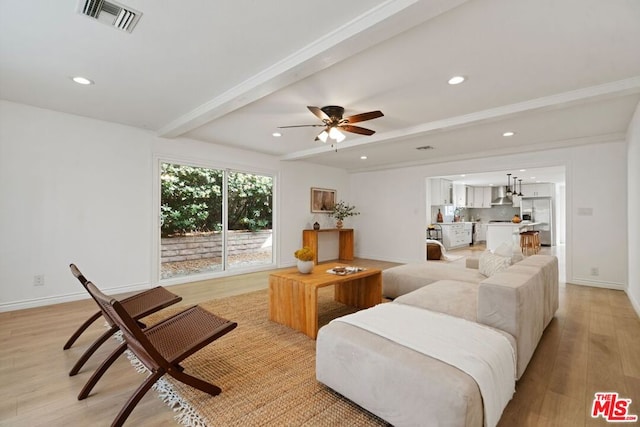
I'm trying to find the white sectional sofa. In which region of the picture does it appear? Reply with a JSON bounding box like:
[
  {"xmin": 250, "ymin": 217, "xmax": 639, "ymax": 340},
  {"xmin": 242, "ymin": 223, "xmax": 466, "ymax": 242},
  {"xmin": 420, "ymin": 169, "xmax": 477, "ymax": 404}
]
[{"xmin": 316, "ymin": 254, "xmax": 559, "ymax": 427}]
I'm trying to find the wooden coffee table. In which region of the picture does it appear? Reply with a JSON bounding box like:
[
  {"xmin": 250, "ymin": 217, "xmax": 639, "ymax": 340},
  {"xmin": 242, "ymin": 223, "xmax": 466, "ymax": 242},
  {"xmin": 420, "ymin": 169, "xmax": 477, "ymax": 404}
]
[{"xmin": 268, "ymin": 263, "xmax": 382, "ymax": 339}]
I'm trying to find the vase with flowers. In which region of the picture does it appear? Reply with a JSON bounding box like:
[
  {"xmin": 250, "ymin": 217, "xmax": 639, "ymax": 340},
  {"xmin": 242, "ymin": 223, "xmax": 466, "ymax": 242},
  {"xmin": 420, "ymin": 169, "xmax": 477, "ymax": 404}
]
[
  {"xmin": 328, "ymin": 200, "xmax": 360, "ymax": 229},
  {"xmin": 294, "ymin": 246, "xmax": 315, "ymax": 273}
]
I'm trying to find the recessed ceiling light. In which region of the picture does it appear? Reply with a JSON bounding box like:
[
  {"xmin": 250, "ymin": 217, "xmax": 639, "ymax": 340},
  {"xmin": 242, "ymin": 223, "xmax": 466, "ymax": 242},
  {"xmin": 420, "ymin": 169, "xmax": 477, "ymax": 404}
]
[
  {"xmin": 530, "ymin": 176, "xmax": 536, "ymax": 180},
  {"xmin": 360, "ymin": 156, "xmax": 368, "ymax": 160},
  {"xmin": 519, "ymin": 169, "xmax": 526, "ymax": 172},
  {"xmin": 272, "ymin": 132, "xmax": 282, "ymax": 137},
  {"xmin": 502, "ymin": 131, "xmax": 515, "ymax": 137},
  {"xmin": 448, "ymin": 76, "xmax": 466, "ymax": 85},
  {"xmin": 72, "ymin": 76, "xmax": 94, "ymax": 85},
  {"xmin": 460, "ymin": 174, "xmax": 466, "ymax": 177}
]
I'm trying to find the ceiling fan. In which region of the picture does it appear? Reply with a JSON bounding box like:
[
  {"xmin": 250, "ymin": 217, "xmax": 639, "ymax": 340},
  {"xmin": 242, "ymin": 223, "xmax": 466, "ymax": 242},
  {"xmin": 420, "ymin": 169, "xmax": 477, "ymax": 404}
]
[{"xmin": 278, "ymin": 105, "xmax": 384, "ymax": 146}]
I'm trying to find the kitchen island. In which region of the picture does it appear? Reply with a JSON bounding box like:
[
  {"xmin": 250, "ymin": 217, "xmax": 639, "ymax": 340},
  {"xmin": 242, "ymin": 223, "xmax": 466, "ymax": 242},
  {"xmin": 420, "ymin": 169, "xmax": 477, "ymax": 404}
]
[{"xmin": 486, "ymin": 222, "xmax": 541, "ymax": 251}]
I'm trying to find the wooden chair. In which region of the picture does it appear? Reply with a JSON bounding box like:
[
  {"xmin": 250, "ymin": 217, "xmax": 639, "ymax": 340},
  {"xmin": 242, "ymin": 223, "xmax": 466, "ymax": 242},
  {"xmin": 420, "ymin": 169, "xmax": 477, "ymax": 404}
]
[
  {"xmin": 64, "ymin": 264, "xmax": 182, "ymax": 376},
  {"xmin": 519, "ymin": 231, "xmax": 540, "ymax": 255},
  {"xmin": 82, "ymin": 281, "xmax": 237, "ymax": 427}
]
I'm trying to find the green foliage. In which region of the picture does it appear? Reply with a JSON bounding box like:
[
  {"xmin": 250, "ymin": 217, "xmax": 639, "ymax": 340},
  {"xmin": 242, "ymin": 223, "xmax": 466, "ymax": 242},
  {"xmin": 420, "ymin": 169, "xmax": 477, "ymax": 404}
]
[
  {"xmin": 160, "ymin": 164, "xmax": 272, "ymax": 236},
  {"xmin": 328, "ymin": 200, "xmax": 360, "ymax": 221}
]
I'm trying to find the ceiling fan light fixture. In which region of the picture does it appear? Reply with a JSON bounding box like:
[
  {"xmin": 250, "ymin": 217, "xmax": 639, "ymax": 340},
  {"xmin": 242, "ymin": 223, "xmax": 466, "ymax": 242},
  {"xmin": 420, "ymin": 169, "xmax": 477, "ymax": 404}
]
[
  {"xmin": 318, "ymin": 130, "xmax": 329, "ymax": 143},
  {"xmin": 328, "ymin": 127, "xmax": 342, "ymax": 140}
]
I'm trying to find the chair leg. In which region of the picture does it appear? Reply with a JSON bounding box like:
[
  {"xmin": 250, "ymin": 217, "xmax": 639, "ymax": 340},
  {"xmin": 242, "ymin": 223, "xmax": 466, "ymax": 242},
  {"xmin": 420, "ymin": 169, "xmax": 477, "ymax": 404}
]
[
  {"xmin": 78, "ymin": 342, "xmax": 127, "ymax": 400},
  {"xmin": 111, "ymin": 371, "xmax": 163, "ymax": 427},
  {"xmin": 168, "ymin": 367, "xmax": 222, "ymax": 396},
  {"xmin": 69, "ymin": 326, "xmax": 118, "ymax": 376},
  {"xmin": 63, "ymin": 311, "xmax": 102, "ymax": 350}
]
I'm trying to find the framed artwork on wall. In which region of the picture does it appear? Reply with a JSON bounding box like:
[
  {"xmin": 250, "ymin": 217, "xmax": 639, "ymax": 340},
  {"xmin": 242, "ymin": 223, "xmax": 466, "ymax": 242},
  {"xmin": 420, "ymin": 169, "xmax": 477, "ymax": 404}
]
[{"xmin": 310, "ymin": 188, "xmax": 336, "ymax": 213}]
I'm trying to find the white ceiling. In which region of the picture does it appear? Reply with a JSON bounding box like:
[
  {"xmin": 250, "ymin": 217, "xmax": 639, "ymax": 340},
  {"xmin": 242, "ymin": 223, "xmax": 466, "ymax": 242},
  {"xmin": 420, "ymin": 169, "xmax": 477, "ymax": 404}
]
[{"xmin": 1, "ymin": 0, "xmax": 639, "ymax": 176}]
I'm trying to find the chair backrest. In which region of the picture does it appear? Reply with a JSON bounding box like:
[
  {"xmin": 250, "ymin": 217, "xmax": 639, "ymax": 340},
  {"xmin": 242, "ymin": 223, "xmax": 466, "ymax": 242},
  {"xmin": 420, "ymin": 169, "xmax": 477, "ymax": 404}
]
[
  {"xmin": 69, "ymin": 264, "xmax": 117, "ymax": 328},
  {"xmin": 85, "ymin": 281, "xmax": 167, "ymax": 371},
  {"xmin": 70, "ymin": 263, "xmax": 88, "ymax": 285}
]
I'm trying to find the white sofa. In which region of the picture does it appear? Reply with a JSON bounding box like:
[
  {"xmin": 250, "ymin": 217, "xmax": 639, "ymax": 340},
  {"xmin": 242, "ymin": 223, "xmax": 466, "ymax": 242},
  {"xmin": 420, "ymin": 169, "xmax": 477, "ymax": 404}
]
[{"xmin": 316, "ymin": 254, "xmax": 559, "ymax": 427}]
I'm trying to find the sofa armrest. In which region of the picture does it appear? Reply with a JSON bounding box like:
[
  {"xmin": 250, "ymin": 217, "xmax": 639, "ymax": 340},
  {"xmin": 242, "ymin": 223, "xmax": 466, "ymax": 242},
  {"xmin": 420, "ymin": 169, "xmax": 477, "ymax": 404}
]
[
  {"xmin": 465, "ymin": 257, "xmax": 479, "ymax": 269},
  {"xmin": 477, "ymin": 271, "xmax": 544, "ymax": 379}
]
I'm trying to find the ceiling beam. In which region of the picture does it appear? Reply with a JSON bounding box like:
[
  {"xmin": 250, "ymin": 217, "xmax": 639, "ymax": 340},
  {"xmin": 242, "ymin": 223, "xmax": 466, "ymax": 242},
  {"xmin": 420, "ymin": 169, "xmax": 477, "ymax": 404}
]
[
  {"xmin": 157, "ymin": 0, "xmax": 467, "ymax": 138},
  {"xmin": 281, "ymin": 75, "xmax": 640, "ymax": 161}
]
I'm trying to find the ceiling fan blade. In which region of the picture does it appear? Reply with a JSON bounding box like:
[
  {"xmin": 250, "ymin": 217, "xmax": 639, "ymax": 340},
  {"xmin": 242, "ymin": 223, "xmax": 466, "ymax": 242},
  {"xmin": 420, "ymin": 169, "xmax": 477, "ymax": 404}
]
[
  {"xmin": 307, "ymin": 106, "xmax": 330, "ymax": 121},
  {"xmin": 340, "ymin": 124, "xmax": 376, "ymax": 136},
  {"xmin": 277, "ymin": 124, "xmax": 325, "ymax": 128},
  {"xmin": 342, "ymin": 110, "xmax": 384, "ymax": 124}
]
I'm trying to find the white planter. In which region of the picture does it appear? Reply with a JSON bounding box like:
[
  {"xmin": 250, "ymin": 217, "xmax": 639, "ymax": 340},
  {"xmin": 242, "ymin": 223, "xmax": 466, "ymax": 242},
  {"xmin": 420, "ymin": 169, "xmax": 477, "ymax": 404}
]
[{"xmin": 297, "ymin": 260, "xmax": 314, "ymax": 274}]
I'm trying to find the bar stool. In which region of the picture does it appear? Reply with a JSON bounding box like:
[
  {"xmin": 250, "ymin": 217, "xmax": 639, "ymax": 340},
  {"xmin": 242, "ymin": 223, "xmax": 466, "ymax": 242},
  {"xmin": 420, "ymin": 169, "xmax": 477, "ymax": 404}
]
[{"xmin": 520, "ymin": 230, "xmax": 540, "ymax": 255}]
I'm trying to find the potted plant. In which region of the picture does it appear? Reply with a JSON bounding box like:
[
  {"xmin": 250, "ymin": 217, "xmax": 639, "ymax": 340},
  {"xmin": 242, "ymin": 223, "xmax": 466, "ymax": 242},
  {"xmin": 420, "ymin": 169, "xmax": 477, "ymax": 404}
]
[
  {"xmin": 328, "ymin": 200, "xmax": 360, "ymax": 229},
  {"xmin": 294, "ymin": 246, "xmax": 315, "ymax": 273}
]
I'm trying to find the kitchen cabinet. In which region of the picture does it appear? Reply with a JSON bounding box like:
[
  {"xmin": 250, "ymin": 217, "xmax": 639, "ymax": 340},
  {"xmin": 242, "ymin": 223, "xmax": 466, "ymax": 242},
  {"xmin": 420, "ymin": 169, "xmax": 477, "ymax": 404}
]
[
  {"xmin": 453, "ymin": 184, "xmax": 466, "ymax": 207},
  {"xmin": 521, "ymin": 183, "xmax": 554, "ymax": 198},
  {"xmin": 459, "ymin": 186, "xmax": 494, "ymax": 208},
  {"xmin": 473, "ymin": 186, "xmax": 493, "ymax": 208},
  {"xmin": 440, "ymin": 223, "xmax": 472, "ymax": 249},
  {"xmin": 466, "ymin": 186, "xmax": 475, "ymax": 207},
  {"xmin": 476, "ymin": 222, "xmax": 487, "ymax": 242},
  {"xmin": 482, "ymin": 187, "xmax": 492, "ymax": 208},
  {"xmin": 469, "ymin": 187, "xmax": 482, "ymax": 208},
  {"xmin": 430, "ymin": 178, "xmax": 453, "ymax": 205}
]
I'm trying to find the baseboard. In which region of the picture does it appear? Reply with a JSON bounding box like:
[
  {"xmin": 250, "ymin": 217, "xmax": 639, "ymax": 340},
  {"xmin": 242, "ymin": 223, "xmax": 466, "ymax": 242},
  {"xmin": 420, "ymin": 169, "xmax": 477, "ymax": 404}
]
[
  {"xmin": 567, "ymin": 277, "xmax": 625, "ymax": 290},
  {"xmin": 0, "ymin": 282, "xmax": 153, "ymax": 312},
  {"xmin": 354, "ymin": 251, "xmax": 417, "ymax": 264}
]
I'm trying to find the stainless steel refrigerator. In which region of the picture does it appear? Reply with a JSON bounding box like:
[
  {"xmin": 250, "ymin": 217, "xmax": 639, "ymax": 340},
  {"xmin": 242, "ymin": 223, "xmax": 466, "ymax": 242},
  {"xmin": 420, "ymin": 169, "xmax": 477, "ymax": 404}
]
[{"xmin": 520, "ymin": 198, "xmax": 554, "ymax": 246}]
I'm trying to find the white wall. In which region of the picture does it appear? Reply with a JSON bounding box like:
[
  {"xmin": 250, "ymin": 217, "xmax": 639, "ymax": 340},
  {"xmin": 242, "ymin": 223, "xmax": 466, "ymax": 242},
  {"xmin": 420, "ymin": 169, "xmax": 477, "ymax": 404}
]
[
  {"xmin": 627, "ymin": 102, "xmax": 640, "ymax": 315},
  {"xmin": 351, "ymin": 142, "xmax": 629, "ymax": 290},
  {"xmin": 0, "ymin": 101, "xmax": 349, "ymax": 310},
  {"xmin": 1, "ymin": 98, "xmax": 634, "ymax": 310}
]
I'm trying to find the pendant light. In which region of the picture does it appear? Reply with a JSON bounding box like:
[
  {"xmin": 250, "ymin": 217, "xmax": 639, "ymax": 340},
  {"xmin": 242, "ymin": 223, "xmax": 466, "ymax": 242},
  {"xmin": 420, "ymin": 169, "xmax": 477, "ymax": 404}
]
[
  {"xmin": 518, "ymin": 179, "xmax": 524, "ymax": 197},
  {"xmin": 506, "ymin": 173, "xmax": 513, "ymax": 195}
]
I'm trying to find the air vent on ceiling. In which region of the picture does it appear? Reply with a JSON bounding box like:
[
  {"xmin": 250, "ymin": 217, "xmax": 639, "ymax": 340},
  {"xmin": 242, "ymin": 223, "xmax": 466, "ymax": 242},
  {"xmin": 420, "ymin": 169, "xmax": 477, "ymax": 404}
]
[
  {"xmin": 77, "ymin": 0, "xmax": 142, "ymax": 33},
  {"xmin": 416, "ymin": 145, "xmax": 434, "ymax": 150}
]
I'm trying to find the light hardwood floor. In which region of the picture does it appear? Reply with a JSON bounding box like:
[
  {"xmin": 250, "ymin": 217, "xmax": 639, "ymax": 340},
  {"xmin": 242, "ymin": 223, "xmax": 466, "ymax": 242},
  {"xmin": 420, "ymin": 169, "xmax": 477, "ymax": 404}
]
[{"xmin": 0, "ymin": 252, "xmax": 638, "ymax": 426}]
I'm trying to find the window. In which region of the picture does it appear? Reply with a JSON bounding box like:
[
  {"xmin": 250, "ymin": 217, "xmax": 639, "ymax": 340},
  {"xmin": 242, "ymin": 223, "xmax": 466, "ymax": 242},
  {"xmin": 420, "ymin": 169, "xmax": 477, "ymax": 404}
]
[{"xmin": 159, "ymin": 162, "xmax": 273, "ymax": 280}]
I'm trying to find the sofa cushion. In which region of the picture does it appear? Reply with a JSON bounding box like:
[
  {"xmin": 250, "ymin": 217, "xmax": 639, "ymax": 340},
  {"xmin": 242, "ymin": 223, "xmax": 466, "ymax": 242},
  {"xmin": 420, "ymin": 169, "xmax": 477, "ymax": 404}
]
[
  {"xmin": 494, "ymin": 241, "xmax": 524, "ymax": 264},
  {"xmin": 382, "ymin": 261, "xmax": 486, "ymax": 299},
  {"xmin": 478, "ymin": 250, "xmax": 511, "ymax": 277},
  {"xmin": 394, "ymin": 280, "xmax": 479, "ymax": 322}
]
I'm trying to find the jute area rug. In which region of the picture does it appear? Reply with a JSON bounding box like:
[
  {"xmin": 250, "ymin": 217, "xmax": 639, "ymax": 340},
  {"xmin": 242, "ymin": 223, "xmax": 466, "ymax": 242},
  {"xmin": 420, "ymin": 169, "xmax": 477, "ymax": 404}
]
[{"xmin": 140, "ymin": 287, "xmax": 389, "ymax": 427}]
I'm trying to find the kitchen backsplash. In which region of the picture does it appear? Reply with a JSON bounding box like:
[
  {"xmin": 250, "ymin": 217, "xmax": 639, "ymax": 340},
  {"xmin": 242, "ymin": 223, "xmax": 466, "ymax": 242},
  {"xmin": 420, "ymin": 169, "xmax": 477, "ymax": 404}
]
[{"xmin": 430, "ymin": 206, "xmax": 519, "ymax": 223}]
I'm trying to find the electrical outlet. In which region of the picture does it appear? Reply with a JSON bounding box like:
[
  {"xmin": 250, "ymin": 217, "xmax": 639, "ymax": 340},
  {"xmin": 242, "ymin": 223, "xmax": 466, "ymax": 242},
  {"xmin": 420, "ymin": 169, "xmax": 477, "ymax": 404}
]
[
  {"xmin": 590, "ymin": 267, "xmax": 599, "ymax": 276},
  {"xmin": 33, "ymin": 274, "xmax": 45, "ymax": 286}
]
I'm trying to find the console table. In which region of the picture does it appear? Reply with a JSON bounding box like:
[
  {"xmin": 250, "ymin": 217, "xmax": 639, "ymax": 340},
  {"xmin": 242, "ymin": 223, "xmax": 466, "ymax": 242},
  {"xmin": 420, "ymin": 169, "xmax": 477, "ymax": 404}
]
[{"xmin": 302, "ymin": 228, "xmax": 354, "ymax": 265}]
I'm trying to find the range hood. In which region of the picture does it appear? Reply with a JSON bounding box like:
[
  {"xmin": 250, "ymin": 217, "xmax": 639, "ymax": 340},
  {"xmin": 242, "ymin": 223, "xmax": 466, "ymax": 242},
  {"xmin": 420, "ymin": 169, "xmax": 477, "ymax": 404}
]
[{"xmin": 491, "ymin": 186, "xmax": 513, "ymax": 206}]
